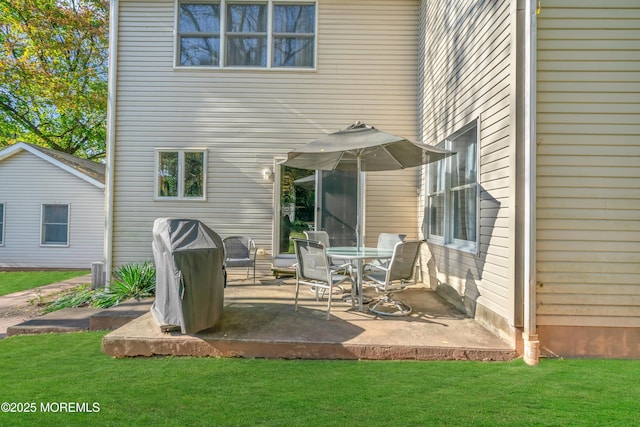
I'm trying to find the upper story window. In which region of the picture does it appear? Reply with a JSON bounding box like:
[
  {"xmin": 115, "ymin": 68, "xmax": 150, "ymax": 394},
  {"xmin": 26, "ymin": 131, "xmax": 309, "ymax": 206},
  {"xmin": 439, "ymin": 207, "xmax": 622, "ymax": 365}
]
[
  {"xmin": 177, "ymin": 1, "xmax": 316, "ymax": 69},
  {"xmin": 41, "ymin": 204, "xmax": 69, "ymax": 246},
  {"xmin": 0, "ymin": 203, "xmax": 4, "ymax": 246},
  {"xmin": 426, "ymin": 120, "xmax": 479, "ymax": 253},
  {"xmin": 156, "ymin": 149, "xmax": 207, "ymax": 200}
]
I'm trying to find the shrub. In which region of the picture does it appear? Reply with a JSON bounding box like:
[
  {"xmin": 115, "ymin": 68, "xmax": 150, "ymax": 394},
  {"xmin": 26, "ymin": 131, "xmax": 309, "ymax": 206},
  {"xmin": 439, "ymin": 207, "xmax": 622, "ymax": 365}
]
[
  {"xmin": 43, "ymin": 261, "xmax": 156, "ymax": 312},
  {"xmin": 93, "ymin": 261, "xmax": 156, "ymax": 308}
]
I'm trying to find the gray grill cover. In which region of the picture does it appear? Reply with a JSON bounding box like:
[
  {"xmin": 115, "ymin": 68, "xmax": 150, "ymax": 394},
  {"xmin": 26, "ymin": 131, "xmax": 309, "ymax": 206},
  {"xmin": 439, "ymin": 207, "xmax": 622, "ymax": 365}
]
[{"xmin": 151, "ymin": 218, "xmax": 225, "ymax": 334}]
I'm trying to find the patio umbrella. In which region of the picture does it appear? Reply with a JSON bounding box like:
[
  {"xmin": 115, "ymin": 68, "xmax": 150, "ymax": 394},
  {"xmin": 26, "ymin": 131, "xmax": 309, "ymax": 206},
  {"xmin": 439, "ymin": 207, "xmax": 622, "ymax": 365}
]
[{"xmin": 282, "ymin": 121, "xmax": 453, "ymax": 248}]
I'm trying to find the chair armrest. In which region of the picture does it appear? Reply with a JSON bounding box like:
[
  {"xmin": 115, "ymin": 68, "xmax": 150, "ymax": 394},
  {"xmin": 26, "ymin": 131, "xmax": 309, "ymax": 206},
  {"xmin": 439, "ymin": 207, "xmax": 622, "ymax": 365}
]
[
  {"xmin": 330, "ymin": 262, "xmax": 353, "ymax": 276},
  {"xmin": 362, "ymin": 262, "xmax": 388, "ymax": 274}
]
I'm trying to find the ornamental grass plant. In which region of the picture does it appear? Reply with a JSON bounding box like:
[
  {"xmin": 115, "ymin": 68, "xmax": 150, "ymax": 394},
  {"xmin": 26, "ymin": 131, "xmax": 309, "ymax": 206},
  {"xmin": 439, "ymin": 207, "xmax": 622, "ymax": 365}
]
[{"xmin": 42, "ymin": 261, "xmax": 155, "ymax": 313}]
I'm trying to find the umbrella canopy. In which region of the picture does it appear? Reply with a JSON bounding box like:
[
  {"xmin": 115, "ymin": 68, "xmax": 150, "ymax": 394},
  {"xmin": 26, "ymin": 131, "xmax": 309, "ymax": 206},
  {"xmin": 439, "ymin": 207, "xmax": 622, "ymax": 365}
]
[
  {"xmin": 282, "ymin": 122, "xmax": 454, "ymax": 248},
  {"xmin": 283, "ymin": 121, "xmax": 452, "ymax": 172}
]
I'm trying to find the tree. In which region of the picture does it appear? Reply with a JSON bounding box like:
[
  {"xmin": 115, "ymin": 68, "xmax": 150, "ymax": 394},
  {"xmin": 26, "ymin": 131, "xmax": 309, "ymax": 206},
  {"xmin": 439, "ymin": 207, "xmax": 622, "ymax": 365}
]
[{"xmin": 0, "ymin": 0, "xmax": 108, "ymax": 160}]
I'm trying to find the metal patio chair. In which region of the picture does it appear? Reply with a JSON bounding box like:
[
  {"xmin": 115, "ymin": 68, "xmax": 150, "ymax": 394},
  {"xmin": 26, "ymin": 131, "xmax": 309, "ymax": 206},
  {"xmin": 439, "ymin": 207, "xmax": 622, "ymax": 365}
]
[
  {"xmin": 363, "ymin": 240, "xmax": 423, "ymax": 316},
  {"xmin": 292, "ymin": 238, "xmax": 354, "ymax": 319},
  {"xmin": 223, "ymin": 236, "xmax": 257, "ymax": 282}
]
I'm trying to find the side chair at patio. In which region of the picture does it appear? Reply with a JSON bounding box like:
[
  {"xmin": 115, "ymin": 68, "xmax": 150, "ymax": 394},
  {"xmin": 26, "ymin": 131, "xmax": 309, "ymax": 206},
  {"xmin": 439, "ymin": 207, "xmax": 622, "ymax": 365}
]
[
  {"xmin": 366, "ymin": 232, "xmax": 407, "ymax": 270},
  {"xmin": 303, "ymin": 230, "xmax": 331, "ymax": 247},
  {"xmin": 362, "ymin": 240, "xmax": 423, "ymax": 317},
  {"xmin": 292, "ymin": 238, "xmax": 354, "ymax": 320},
  {"xmin": 223, "ymin": 236, "xmax": 257, "ymax": 282},
  {"xmin": 304, "ymin": 230, "xmax": 342, "ymax": 268}
]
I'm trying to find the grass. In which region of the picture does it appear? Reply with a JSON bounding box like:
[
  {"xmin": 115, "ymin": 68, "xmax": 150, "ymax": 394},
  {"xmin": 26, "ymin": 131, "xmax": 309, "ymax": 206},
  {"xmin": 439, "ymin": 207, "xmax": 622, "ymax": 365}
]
[
  {"xmin": 0, "ymin": 270, "xmax": 89, "ymax": 297},
  {"xmin": 0, "ymin": 332, "xmax": 639, "ymax": 426}
]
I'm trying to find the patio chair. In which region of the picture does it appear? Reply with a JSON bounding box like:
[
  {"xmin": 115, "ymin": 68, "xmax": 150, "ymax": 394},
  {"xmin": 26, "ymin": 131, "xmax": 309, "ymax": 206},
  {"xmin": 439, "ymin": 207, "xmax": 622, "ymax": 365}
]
[
  {"xmin": 304, "ymin": 230, "xmax": 342, "ymax": 268},
  {"xmin": 366, "ymin": 232, "xmax": 407, "ymax": 270},
  {"xmin": 223, "ymin": 236, "xmax": 257, "ymax": 282},
  {"xmin": 303, "ymin": 230, "xmax": 331, "ymax": 247},
  {"xmin": 363, "ymin": 240, "xmax": 423, "ymax": 317},
  {"xmin": 292, "ymin": 238, "xmax": 353, "ymax": 320}
]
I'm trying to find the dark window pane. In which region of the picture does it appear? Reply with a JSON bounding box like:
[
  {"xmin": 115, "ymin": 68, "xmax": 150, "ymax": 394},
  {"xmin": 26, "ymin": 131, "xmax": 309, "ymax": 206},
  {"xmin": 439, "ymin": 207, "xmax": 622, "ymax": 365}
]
[
  {"xmin": 44, "ymin": 205, "xmax": 68, "ymax": 224},
  {"xmin": 180, "ymin": 37, "xmax": 220, "ymax": 66},
  {"xmin": 226, "ymin": 36, "xmax": 267, "ymax": 66},
  {"xmin": 44, "ymin": 225, "xmax": 68, "ymax": 244},
  {"xmin": 159, "ymin": 152, "xmax": 179, "ymax": 197},
  {"xmin": 452, "ymin": 187, "xmax": 477, "ymax": 242},
  {"xmin": 273, "ymin": 5, "xmax": 315, "ymax": 33},
  {"xmin": 184, "ymin": 152, "xmax": 204, "ymax": 197},
  {"xmin": 450, "ymin": 127, "xmax": 477, "ymax": 188},
  {"xmin": 273, "ymin": 37, "xmax": 313, "ymax": 67},
  {"xmin": 227, "ymin": 4, "xmax": 267, "ymax": 32},
  {"xmin": 429, "ymin": 194, "xmax": 444, "ymax": 237},
  {"xmin": 179, "ymin": 4, "xmax": 220, "ymax": 32}
]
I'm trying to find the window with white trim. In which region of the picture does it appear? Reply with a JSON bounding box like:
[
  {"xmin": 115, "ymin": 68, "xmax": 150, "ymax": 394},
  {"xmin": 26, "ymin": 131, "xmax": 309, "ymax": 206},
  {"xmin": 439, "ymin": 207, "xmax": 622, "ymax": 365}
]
[
  {"xmin": 0, "ymin": 203, "xmax": 4, "ymax": 245},
  {"xmin": 41, "ymin": 204, "xmax": 69, "ymax": 246},
  {"xmin": 156, "ymin": 149, "xmax": 207, "ymax": 199},
  {"xmin": 178, "ymin": 1, "xmax": 316, "ymax": 68},
  {"xmin": 426, "ymin": 120, "xmax": 479, "ymax": 253}
]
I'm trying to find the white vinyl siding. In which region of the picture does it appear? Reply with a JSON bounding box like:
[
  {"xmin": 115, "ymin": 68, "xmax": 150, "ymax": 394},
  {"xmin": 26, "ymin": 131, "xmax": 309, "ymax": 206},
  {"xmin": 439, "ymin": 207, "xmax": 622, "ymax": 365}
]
[
  {"xmin": 0, "ymin": 151, "xmax": 104, "ymax": 268},
  {"xmin": 418, "ymin": 0, "xmax": 516, "ymax": 336},
  {"xmin": 0, "ymin": 203, "xmax": 4, "ymax": 246},
  {"xmin": 111, "ymin": 0, "xmax": 420, "ymax": 267},
  {"xmin": 536, "ymin": 1, "xmax": 640, "ymax": 328}
]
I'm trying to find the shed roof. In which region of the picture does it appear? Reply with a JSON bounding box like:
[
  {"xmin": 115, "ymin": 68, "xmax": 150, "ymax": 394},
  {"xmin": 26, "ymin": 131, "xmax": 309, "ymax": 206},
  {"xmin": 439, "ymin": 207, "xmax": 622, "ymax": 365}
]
[{"xmin": 0, "ymin": 142, "xmax": 106, "ymax": 188}]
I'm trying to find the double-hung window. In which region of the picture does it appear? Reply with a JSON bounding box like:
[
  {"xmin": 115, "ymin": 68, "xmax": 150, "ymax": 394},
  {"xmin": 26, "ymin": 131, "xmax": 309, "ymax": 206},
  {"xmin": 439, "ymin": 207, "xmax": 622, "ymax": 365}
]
[
  {"xmin": 177, "ymin": 1, "xmax": 316, "ymax": 68},
  {"xmin": 0, "ymin": 203, "xmax": 4, "ymax": 245},
  {"xmin": 156, "ymin": 149, "xmax": 207, "ymax": 200},
  {"xmin": 426, "ymin": 120, "xmax": 479, "ymax": 253},
  {"xmin": 41, "ymin": 204, "xmax": 69, "ymax": 246}
]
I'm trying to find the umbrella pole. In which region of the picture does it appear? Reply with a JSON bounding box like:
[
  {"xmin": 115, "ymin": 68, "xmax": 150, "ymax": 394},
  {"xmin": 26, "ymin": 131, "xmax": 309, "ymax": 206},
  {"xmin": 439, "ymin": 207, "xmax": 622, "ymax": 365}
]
[{"xmin": 356, "ymin": 156, "xmax": 364, "ymax": 249}]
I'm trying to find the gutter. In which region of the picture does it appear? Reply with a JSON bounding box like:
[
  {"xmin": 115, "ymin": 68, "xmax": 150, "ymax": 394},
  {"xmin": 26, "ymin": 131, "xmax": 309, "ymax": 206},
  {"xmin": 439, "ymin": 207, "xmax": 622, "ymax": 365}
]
[
  {"xmin": 104, "ymin": 0, "xmax": 119, "ymax": 287},
  {"xmin": 523, "ymin": 0, "xmax": 539, "ymax": 365}
]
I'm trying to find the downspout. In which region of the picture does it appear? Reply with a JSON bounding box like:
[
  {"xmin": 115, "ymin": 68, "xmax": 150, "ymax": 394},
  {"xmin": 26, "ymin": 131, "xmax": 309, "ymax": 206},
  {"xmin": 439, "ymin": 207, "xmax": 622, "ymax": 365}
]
[
  {"xmin": 523, "ymin": 0, "xmax": 539, "ymax": 365},
  {"xmin": 104, "ymin": 0, "xmax": 119, "ymax": 287}
]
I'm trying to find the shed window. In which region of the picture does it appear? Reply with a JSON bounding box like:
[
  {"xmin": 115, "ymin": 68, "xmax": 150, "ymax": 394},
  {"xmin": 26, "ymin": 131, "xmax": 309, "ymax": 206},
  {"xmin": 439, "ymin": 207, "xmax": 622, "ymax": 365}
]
[
  {"xmin": 156, "ymin": 149, "xmax": 207, "ymax": 200},
  {"xmin": 0, "ymin": 203, "xmax": 4, "ymax": 245},
  {"xmin": 41, "ymin": 204, "xmax": 69, "ymax": 246},
  {"xmin": 177, "ymin": 1, "xmax": 315, "ymax": 68},
  {"xmin": 426, "ymin": 120, "xmax": 479, "ymax": 253}
]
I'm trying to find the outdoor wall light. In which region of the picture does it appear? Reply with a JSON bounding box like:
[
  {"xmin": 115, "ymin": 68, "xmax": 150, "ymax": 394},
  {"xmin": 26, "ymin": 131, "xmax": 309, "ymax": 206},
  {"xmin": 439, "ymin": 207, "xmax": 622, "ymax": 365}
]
[{"xmin": 262, "ymin": 167, "xmax": 273, "ymax": 181}]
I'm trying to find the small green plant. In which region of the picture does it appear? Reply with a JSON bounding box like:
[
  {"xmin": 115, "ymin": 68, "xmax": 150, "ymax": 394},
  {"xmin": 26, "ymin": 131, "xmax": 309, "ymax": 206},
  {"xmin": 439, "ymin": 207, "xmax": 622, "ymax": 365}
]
[
  {"xmin": 93, "ymin": 261, "xmax": 156, "ymax": 308},
  {"xmin": 42, "ymin": 261, "xmax": 156, "ymax": 312},
  {"xmin": 42, "ymin": 285, "xmax": 94, "ymax": 314}
]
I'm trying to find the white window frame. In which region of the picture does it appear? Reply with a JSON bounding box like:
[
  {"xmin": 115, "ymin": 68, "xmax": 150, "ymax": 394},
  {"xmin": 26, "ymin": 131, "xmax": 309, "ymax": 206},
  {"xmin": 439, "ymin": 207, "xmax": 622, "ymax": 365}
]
[
  {"xmin": 175, "ymin": 0, "xmax": 317, "ymax": 70},
  {"xmin": 155, "ymin": 148, "xmax": 208, "ymax": 201},
  {"xmin": 41, "ymin": 204, "xmax": 70, "ymax": 247},
  {"xmin": 426, "ymin": 119, "xmax": 480, "ymax": 254},
  {"xmin": 0, "ymin": 202, "xmax": 5, "ymax": 246}
]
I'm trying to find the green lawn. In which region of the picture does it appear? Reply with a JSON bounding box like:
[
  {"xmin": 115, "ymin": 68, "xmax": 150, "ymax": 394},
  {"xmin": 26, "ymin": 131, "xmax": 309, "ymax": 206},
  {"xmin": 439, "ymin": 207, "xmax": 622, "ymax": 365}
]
[
  {"xmin": 0, "ymin": 332, "xmax": 638, "ymax": 426},
  {"xmin": 0, "ymin": 271, "xmax": 89, "ymax": 297}
]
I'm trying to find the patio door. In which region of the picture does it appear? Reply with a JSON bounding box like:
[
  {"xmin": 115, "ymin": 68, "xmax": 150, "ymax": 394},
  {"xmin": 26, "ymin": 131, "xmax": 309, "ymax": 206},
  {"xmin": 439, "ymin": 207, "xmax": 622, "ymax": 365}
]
[
  {"xmin": 317, "ymin": 170, "xmax": 357, "ymax": 247},
  {"xmin": 276, "ymin": 165, "xmax": 356, "ymax": 255}
]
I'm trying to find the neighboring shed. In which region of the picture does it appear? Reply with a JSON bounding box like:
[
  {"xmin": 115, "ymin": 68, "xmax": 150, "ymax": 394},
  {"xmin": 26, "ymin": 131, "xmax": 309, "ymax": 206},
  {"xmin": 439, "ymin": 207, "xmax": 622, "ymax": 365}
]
[{"xmin": 0, "ymin": 142, "xmax": 105, "ymax": 269}]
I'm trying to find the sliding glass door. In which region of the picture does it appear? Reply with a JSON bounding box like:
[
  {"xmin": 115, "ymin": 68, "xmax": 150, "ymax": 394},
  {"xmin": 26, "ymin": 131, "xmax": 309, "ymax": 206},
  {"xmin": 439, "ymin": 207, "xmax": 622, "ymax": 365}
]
[{"xmin": 277, "ymin": 165, "xmax": 356, "ymax": 255}]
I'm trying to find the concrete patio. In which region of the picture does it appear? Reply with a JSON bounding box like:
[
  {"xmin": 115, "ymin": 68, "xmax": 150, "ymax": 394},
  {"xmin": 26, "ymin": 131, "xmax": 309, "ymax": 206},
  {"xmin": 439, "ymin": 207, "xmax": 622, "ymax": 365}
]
[{"xmin": 103, "ymin": 275, "xmax": 517, "ymax": 361}]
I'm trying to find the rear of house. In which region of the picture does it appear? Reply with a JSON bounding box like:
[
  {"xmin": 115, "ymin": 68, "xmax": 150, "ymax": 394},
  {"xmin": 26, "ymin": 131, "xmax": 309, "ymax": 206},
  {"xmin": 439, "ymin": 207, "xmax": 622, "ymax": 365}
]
[
  {"xmin": 108, "ymin": 0, "xmax": 640, "ymax": 360},
  {"xmin": 106, "ymin": 0, "xmax": 422, "ymax": 272},
  {"xmin": 0, "ymin": 143, "xmax": 105, "ymax": 269}
]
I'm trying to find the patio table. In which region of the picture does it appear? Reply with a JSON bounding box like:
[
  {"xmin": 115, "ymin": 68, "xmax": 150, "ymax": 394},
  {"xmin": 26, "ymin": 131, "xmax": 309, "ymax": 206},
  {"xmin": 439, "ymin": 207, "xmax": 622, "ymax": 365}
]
[{"xmin": 326, "ymin": 247, "xmax": 393, "ymax": 312}]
